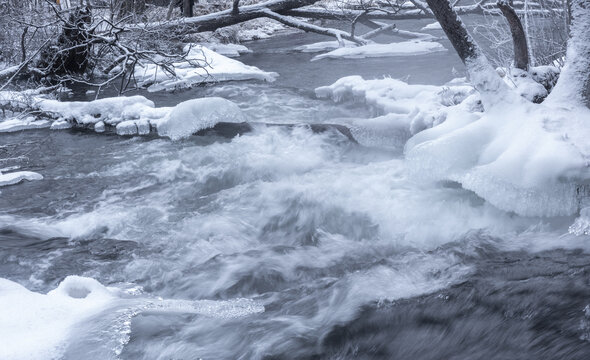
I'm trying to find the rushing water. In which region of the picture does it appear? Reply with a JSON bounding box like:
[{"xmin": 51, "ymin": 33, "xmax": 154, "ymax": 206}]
[{"xmin": 2, "ymin": 18, "xmax": 590, "ymax": 360}]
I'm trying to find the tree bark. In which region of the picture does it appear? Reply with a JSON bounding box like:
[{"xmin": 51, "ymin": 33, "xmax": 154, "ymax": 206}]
[
  {"xmin": 547, "ymin": 0, "xmax": 590, "ymax": 108},
  {"xmin": 183, "ymin": 0, "xmax": 193, "ymax": 17},
  {"xmin": 497, "ymin": 0, "xmax": 529, "ymax": 70},
  {"xmin": 424, "ymin": 0, "xmax": 512, "ymax": 108}
]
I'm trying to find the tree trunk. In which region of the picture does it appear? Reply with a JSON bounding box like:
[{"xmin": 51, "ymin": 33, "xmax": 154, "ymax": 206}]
[
  {"xmin": 183, "ymin": 0, "xmax": 193, "ymax": 17},
  {"xmin": 497, "ymin": 0, "xmax": 529, "ymax": 71},
  {"xmin": 547, "ymin": 0, "xmax": 590, "ymax": 108},
  {"xmin": 424, "ymin": 0, "xmax": 512, "ymax": 108},
  {"xmin": 37, "ymin": 6, "xmax": 92, "ymax": 76},
  {"xmin": 233, "ymin": 0, "xmax": 240, "ymax": 15}
]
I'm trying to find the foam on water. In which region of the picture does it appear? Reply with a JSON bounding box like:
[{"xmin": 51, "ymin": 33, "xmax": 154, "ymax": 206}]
[{"xmin": 1, "ymin": 121, "xmax": 582, "ymax": 358}]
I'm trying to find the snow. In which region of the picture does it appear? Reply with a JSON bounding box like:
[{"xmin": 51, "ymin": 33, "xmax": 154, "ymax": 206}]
[
  {"xmin": 311, "ymin": 40, "xmax": 446, "ymax": 61},
  {"xmin": 405, "ymin": 92, "xmax": 590, "ymax": 217},
  {"xmin": 316, "ymin": 75, "xmax": 476, "ymax": 147},
  {"xmin": 294, "ymin": 40, "xmax": 357, "ymax": 53},
  {"xmin": 0, "ymin": 276, "xmax": 264, "ymax": 360},
  {"xmin": 0, "ymin": 117, "xmax": 51, "ymax": 132},
  {"xmin": 318, "ymin": 74, "xmax": 590, "ymax": 217},
  {"xmin": 421, "ymin": 21, "xmax": 442, "ymax": 31},
  {"xmin": 134, "ymin": 45, "xmax": 278, "ymax": 92},
  {"xmin": 0, "ymin": 171, "xmax": 43, "ymax": 187},
  {"xmin": 0, "ymin": 276, "xmax": 115, "ymax": 360},
  {"xmin": 197, "ymin": 42, "xmax": 251, "ymax": 57},
  {"xmin": 2, "ymin": 92, "xmax": 245, "ymax": 140},
  {"xmin": 156, "ymin": 97, "xmax": 245, "ymax": 140}
]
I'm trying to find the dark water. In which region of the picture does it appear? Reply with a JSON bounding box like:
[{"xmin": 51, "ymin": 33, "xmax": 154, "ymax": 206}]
[{"xmin": 1, "ymin": 17, "xmax": 589, "ymax": 360}]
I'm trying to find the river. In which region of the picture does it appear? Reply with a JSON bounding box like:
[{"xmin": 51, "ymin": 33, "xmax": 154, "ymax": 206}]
[{"xmin": 1, "ymin": 17, "xmax": 590, "ymax": 360}]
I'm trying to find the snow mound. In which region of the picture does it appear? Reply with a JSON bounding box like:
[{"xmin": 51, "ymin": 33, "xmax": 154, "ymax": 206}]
[
  {"xmin": 316, "ymin": 75, "xmax": 477, "ymax": 147},
  {"xmin": 0, "ymin": 276, "xmax": 115, "ymax": 360},
  {"xmin": 196, "ymin": 42, "xmax": 251, "ymax": 57},
  {"xmin": 0, "ymin": 276, "xmax": 265, "ymax": 360},
  {"xmin": 155, "ymin": 97, "xmax": 245, "ymax": 140},
  {"xmin": 311, "ymin": 41, "xmax": 446, "ymax": 61},
  {"xmin": 37, "ymin": 95, "xmax": 165, "ymax": 126},
  {"xmin": 0, "ymin": 171, "xmax": 43, "ymax": 187},
  {"xmin": 405, "ymin": 100, "xmax": 590, "ymax": 217},
  {"xmin": 421, "ymin": 21, "xmax": 442, "ymax": 31},
  {"xmin": 134, "ymin": 45, "xmax": 278, "ymax": 92}
]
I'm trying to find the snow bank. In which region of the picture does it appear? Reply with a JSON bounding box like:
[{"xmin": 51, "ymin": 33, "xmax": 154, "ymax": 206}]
[
  {"xmin": 421, "ymin": 21, "xmax": 442, "ymax": 31},
  {"xmin": 0, "ymin": 276, "xmax": 264, "ymax": 360},
  {"xmin": 311, "ymin": 41, "xmax": 446, "ymax": 61},
  {"xmin": 405, "ymin": 99, "xmax": 590, "ymax": 217},
  {"xmin": 196, "ymin": 42, "xmax": 251, "ymax": 57},
  {"xmin": 156, "ymin": 97, "xmax": 245, "ymax": 140},
  {"xmin": 2, "ymin": 93, "xmax": 245, "ymax": 139},
  {"xmin": 0, "ymin": 276, "xmax": 115, "ymax": 360},
  {"xmin": 134, "ymin": 45, "xmax": 277, "ymax": 92},
  {"xmin": 318, "ymin": 75, "xmax": 590, "ymax": 217},
  {"xmin": 316, "ymin": 75, "xmax": 477, "ymax": 147},
  {"xmin": 0, "ymin": 171, "xmax": 43, "ymax": 187}
]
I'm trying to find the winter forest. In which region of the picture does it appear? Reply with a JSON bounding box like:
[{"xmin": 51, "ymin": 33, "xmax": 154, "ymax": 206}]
[{"xmin": 1, "ymin": 0, "xmax": 590, "ymax": 359}]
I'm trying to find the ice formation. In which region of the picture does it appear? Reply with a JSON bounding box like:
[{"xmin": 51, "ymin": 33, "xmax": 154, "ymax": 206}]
[
  {"xmin": 294, "ymin": 40, "xmax": 357, "ymax": 53},
  {"xmin": 0, "ymin": 276, "xmax": 264, "ymax": 360},
  {"xmin": 0, "ymin": 171, "xmax": 43, "ymax": 187},
  {"xmin": 134, "ymin": 44, "xmax": 278, "ymax": 92},
  {"xmin": 316, "ymin": 75, "xmax": 477, "ymax": 148},
  {"xmin": 317, "ymin": 74, "xmax": 590, "ymax": 217},
  {"xmin": 311, "ymin": 41, "xmax": 446, "ymax": 61}
]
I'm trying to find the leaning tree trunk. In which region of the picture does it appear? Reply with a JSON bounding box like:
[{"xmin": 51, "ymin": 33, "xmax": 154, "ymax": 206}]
[
  {"xmin": 183, "ymin": 0, "xmax": 194, "ymax": 17},
  {"xmin": 497, "ymin": 0, "xmax": 529, "ymax": 71},
  {"xmin": 424, "ymin": 0, "xmax": 512, "ymax": 108},
  {"xmin": 546, "ymin": 0, "xmax": 590, "ymax": 108}
]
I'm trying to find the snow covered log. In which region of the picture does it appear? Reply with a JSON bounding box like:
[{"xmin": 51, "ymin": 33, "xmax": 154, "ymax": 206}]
[{"xmin": 132, "ymin": 0, "xmax": 324, "ymax": 34}]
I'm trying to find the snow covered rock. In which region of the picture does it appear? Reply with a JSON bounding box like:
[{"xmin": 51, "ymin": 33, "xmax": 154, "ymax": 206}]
[
  {"xmin": 0, "ymin": 171, "xmax": 43, "ymax": 187},
  {"xmin": 155, "ymin": 97, "xmax": 244, "ymax": 140},
  {"xmin": 134, "ymin": 45, "xmax": 278, "ymax": 92},
  {"xmin": 311, "ymin": 41, "xmax": 446, "ymax": 61}
]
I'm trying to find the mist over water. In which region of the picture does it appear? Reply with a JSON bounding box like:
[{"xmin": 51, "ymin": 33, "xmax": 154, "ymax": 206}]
[{"xmin": 2, "ymin": 20, "xmax": 590, "ymax": 360}]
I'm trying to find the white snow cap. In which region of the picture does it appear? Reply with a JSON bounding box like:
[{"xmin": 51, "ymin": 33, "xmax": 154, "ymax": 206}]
[
  {"xmin": 134, "ymin": 45, "xmax": 278, "ymax": 92},
  {"xmin": 311, "ymin": 41, "xmax": 446, "ymax": 61},
  {"xmin": 156, "ymin": 97, "xmax": 245, "ymax": 140}
]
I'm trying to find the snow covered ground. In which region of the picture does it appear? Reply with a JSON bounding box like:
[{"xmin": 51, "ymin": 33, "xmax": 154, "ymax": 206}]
[{"xmin": 134, "ymin": 44, "xmax": 277, "ymax": 92}]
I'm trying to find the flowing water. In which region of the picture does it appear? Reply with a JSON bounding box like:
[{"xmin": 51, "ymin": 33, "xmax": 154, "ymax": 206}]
[{"xmin": 2, "ymin": 18, "xmax": 590, "ymax": 360}]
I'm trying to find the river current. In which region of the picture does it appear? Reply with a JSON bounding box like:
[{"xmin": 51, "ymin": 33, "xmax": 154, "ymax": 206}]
[{"xmin": 1, "ymin": 17, "xmax": 590, "ymax": 360}]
